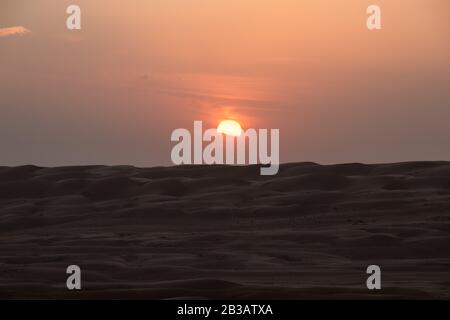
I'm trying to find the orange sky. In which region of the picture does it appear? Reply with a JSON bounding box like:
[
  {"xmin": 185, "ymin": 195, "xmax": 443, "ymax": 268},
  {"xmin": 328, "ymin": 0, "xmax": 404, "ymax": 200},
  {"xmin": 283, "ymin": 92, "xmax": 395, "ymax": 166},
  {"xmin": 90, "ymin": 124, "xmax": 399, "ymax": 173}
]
[{"xmin": 1, "ymin": 0, "xmax": 449, "ymax": 165}]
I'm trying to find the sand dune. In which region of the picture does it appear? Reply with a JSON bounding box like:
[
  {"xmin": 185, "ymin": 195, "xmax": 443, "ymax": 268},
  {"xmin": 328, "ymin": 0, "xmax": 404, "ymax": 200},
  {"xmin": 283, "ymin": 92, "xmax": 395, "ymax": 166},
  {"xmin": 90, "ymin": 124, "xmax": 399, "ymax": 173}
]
[{"xmin": 0, "ymin": 162, "xmax": 450, "ymax": 299}]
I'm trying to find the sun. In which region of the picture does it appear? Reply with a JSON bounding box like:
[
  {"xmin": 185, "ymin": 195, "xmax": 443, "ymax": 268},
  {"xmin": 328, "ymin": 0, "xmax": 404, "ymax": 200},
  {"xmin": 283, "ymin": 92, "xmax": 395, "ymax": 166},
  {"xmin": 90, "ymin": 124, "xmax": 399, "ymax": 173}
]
[{"xmin": 217, "ymin": 119, "xmax": 243, "ymax": 137}]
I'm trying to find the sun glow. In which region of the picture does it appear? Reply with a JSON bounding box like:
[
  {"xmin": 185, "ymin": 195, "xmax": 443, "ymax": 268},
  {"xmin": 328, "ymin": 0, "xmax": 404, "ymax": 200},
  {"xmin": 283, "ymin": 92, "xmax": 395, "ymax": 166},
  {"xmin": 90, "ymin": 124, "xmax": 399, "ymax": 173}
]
[{"xmin": 217, "ymin": 119, "xmax": 243, "ymax": 137}]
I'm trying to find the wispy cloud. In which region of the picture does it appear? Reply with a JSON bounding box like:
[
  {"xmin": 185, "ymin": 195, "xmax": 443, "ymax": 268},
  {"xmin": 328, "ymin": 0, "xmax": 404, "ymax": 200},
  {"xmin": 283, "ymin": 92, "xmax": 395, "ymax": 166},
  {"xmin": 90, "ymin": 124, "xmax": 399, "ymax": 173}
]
[{"xmin": 0, "ymin": 26, "xmax": 31, "ymax": 38}]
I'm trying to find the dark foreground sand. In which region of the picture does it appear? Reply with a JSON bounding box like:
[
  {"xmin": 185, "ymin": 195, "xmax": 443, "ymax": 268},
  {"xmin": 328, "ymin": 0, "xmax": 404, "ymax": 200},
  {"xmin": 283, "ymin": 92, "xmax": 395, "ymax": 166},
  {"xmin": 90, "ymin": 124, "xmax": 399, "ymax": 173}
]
[{"xmin": 1, "ymin": 162, "xmax": 450, "ymax": 299}]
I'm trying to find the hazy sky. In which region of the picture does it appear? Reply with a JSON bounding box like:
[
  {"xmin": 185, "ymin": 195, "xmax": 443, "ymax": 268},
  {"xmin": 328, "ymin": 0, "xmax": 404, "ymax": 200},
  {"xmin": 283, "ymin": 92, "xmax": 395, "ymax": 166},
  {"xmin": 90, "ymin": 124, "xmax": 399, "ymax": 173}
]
[{"xmin": 1, "ymin": 0, "xmax": 449, "ymax": 166}]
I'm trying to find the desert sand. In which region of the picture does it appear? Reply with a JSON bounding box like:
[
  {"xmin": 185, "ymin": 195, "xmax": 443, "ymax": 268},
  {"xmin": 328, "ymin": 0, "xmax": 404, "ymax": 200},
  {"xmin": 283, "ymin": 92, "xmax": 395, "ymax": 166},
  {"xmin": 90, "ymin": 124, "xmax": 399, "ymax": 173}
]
[{"xmin": 0, "ymin": 162, "xmax": 449, "ymax": 299}]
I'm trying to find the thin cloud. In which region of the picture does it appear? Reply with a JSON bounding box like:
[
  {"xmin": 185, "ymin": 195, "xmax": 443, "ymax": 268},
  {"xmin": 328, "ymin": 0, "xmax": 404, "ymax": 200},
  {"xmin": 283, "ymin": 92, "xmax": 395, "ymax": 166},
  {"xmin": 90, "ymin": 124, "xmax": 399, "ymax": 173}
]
[{"xmin": 0, "ymin": 26, "xmax": 31, "ymax": 38}]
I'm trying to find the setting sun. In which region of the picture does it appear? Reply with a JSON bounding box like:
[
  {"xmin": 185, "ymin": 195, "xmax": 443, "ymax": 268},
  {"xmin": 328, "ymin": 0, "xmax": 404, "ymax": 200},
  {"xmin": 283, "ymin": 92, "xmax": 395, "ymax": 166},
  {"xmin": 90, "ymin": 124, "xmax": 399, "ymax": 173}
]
[{"xmin": 217, "ymin": 120, "xmax": 243, "ymax": 137}]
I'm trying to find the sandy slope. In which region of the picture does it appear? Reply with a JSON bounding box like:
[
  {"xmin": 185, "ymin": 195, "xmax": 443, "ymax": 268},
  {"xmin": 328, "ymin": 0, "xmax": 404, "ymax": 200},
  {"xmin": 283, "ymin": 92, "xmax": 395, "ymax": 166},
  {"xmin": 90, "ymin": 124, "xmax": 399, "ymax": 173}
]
[{"xmin": 0, "ymin": 162, "xmax": 450, "ymax": 299}]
